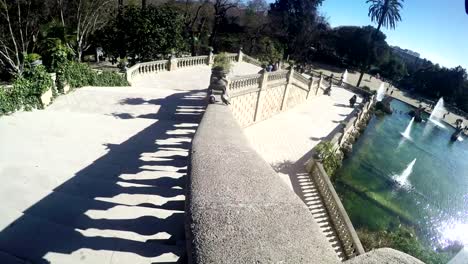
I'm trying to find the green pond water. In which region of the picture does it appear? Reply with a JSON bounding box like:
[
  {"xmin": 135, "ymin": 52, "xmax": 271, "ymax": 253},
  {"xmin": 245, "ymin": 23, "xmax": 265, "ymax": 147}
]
[{"xmin": 335, "ymin": 99, "xmax": 468, "ymax": 247}]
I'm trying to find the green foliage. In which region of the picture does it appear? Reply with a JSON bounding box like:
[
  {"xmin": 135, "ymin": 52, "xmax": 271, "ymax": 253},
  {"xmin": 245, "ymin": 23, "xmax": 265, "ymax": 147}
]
[
  {"xmin": 367, "ymin": 0, "xmax": 404, "ymax": 30},
  {"xmin": 315, "ymin": 141, "xmax": 343, "ymax": 176},
  {"xmin": 213, "ymin": 53, "xmax": 233, "ymax": 72},
  {"xmin": 358, "ymin": 227, "xmax": 457, "ymax": 264},
  {"xmin": 100, "ymin": 5, "xmax": 186, "ymax": 62},
  {"xmin": 255, "ymin": 37, "xmax": 284, "ymax": 64},
  {"xmin": 0, "ymin": 65, "xmax": 53, "ymax": 115},
  {"xmin": 58, "ymin": 61, "xmax": 128, "ymax": 90}
]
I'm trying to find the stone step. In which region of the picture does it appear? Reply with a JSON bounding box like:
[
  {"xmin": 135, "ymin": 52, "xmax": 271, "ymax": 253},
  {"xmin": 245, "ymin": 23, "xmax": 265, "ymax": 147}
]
[{"xmin": 0, "ymin": 205, "xmax": 184, "ymax": 264}]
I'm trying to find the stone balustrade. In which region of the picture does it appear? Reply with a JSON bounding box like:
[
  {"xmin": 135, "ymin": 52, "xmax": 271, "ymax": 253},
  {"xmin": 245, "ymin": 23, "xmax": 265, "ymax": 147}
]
[
  {"xmin": 126, "ymin": 60, "xmax": 169, "ymax": 84},
  {"xmin": 229, "ymin": 74, "xmax": 262, "ymax": 92},
  {"xmin": 306, "ymin": 160, "xmax": 365, "ymax": 259},
  {"xmin": 177, "ymin": 56, "xmax": 208, "ymax": 68},
  {"xmin": 242, "ymin": 54, "xmax": 262, "ymax": 67},
  {"xmin": 227, "ymin": 68, "xmax": 321, "ymax": 127}
]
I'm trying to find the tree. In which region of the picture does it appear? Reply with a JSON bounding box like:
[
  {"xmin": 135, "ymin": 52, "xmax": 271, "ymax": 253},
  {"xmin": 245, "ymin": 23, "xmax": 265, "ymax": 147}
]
[
  {"xmin": 269, "ymin": 0, "xmax": 323, "ymax": 61},
  {"xmin": 367, "ymin": 0, "xmax": 403, "ymax": 32},
  {"xmin": 101, "ymin": 5, "xmax": 186, "ymax": 62},
  {"xmin": 63, "ymin": 0, "xmax": 114, "ymax": 62},
  {"xmin": 209, "ymin": 0, "xmax": 238, "ymax": 50},
  {"xmin": 356, "ymin": 0, "xmax": 404, "ymax": 86},
  {"xmin": 0, "ymin": 0, "xmax": 52, "ymax": 75}
]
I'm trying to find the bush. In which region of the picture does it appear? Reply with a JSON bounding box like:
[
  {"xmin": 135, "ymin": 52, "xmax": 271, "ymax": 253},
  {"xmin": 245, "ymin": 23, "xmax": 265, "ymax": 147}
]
[
  {"xmin": 94, "ymin": 71, "xmax": 129, "ymax": 86},
  {"xmin": 213, "ymin": 52, "xmax": 232, "ymax": 72},
  {"xmin": 315, "ymin": 141, "xmax": 343, "ymax": 176},
  {"xmin": 0, "ymin": 65, "xmax": 53, "ymax": 115},
  {"xmin": 58, "ymin": 61, "xmax": 128, "ymax": 90}
]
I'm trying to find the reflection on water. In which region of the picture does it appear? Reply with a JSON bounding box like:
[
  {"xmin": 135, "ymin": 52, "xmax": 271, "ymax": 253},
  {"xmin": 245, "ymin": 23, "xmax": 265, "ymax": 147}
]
[{"xmin": 335, "ymin": 100, "xmax": 468, "ymax": 248}]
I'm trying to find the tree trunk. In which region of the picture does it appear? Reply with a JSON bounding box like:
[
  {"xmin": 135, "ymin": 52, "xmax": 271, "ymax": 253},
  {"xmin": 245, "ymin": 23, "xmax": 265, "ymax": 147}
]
[{"xmin": 357, "ymin": 68, "xmax": 365, "ymax": 87}]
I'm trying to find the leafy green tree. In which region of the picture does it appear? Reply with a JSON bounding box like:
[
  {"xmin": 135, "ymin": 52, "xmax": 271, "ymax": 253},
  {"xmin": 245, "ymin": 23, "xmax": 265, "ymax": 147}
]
[
  {"xmin": 357, "ymin": 0, "xmax": 404, "ymax": 86},
  {"xmin": 269, "ymin": 0, "xmax": 323, "ymax": 61},
  {"xmin": 380, "ymin": 57, "xmax": 407, "ymax": 82},
  {"xmin": 101, "ymin": 5, "xmax": 186, "ymax": 63}
]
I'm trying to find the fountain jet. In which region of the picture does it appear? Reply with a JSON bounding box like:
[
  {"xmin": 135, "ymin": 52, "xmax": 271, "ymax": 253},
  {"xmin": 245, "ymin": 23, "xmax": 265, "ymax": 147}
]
[
  {"xmin": 429, "ymin": 98, "xmax": 447, "ymax": 128},
  {"xmin": 342, "ymin": 69, "xmax": 348, "ymax": 84},
  {"xmin": 394, "ymin": 159, "xmax": 417, "ymax": 187},
  {"xmin": 401, "ymin": 117, "xmax": 415, "ymax": 140},
  {"xmin": 376, "ymin": 83, "xmax": 386, "ymax": 102}
]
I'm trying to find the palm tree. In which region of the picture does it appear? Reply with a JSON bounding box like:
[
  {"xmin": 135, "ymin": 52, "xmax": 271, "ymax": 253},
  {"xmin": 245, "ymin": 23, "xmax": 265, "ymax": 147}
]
[
  {"xmin": 356, "ymin": 0, "xmax": 404, "ymax": 87},
  {"xmin": 368, "ymin": 0, "xmax": 403, "ymax": 32}
]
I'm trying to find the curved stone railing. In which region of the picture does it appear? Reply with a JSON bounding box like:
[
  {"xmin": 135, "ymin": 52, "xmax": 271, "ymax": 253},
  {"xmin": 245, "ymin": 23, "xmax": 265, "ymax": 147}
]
[
  {"xmin": 307, "ymin": 160, "xmax": 365, "ymax": 259},
  {"xmin": 242, "ymin": 54, "xmax": 262, "ymax": 67},
  {"xmin": 177, "ymin": 56, "xmax": 208, "ymax": 68},
  {"xmin": 126, "ymin": 60, "xmax": 169, "ymax": 84},
  {"xmin": 228, "ymin": 74, "xmax": 261, "ymax": 92}
]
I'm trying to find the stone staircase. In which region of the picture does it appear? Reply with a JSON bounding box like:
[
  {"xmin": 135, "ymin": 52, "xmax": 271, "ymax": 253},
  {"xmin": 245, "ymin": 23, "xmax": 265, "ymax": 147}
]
[{"xmin": 299, "ymin": 172, "xmax": 347, "ymax": 260}]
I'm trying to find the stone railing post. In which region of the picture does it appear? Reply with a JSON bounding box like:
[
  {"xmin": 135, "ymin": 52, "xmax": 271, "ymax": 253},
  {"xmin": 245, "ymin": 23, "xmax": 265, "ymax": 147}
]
[
  {"xmin": 207, "ymin": 47, "xmax": 214, "ymax": 65},
  {"xmin": 315, "ymin": 72, "xmax": 323, "ymax": 95},
  {"xmin": 340, "ymin": 74, "xmax": 344, "ymax": 86},
  {"xmin": 253, "ymin": 70, "xmax": 268, "ymax": 122},
  {"xmin": 237, "ymin": 47, "xmax": 243, "ymax": 62},
  {"xmin": 306, "ymin": 76, "xmax": 314, "ymax": 100},
  {"xmin": 280, "ymin": 67, "xmax": 294, "ymax": 110},
  {"xmin": 168, "ymin": 54, "xmax": 178, "ymax": 71}
]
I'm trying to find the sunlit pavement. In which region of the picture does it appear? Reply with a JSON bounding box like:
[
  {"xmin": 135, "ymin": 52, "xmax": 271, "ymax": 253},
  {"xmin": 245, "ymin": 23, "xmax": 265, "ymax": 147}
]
[{"xmin": 0, "ymin": 64, "xmax": 256, "ymax": 263}]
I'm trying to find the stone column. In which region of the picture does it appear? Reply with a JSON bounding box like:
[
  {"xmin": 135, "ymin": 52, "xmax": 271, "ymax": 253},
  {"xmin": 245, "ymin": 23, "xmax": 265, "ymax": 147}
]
[
  {"xmin": 207, "ymin": 47, "xmax": 214, "ymax": 65},
  {"xmin": 306, "ymin": 76, "xmax": 314, "ymax": 100},
  {"xmin": 168, "ymin": 54, "xmax": 178, "ymax": 71},
  {"xmin": 280, "ymin": 67, "xmax": 294, "ymax": 110},
  {"xmin": 315, "ymin": 72, "xmax": 323, "ymax": 95},
  {"xmin": 253, "ymin": 70, "xmax": 268, "ymax": 122},
  {"xmin": 237, "ymin": 47, "xmax": 243, "ymax": 63}
]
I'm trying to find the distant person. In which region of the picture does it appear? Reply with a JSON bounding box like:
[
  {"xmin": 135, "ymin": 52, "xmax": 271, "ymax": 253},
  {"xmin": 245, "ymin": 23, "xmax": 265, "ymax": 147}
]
[
  {"xmin": 266, "ymin": 64, "xmax": 273, "ymax": 72},
  {"xmin": 349, "ymin": 95, "xmax": 357, "ymax": 107},
  {"xmin": 390, "ymin": 89, "xmax": 394, "ymax": 95}
]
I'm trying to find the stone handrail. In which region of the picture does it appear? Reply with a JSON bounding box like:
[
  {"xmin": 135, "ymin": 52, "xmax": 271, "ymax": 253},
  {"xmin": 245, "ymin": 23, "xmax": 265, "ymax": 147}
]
[
  {"xmin": 187, "ymin": 103, "xmax": 341, "ymax": 264},
  {"xmin": 223, "ymin": 53, "xmax": 238, "ymax": 62},
  {"xmin": 267, "ymin": 70, "xmax": 288, "ymax": 82},
  {"xmin": 126, "ymin": 60, "xmax": 169, "ymax": 84},
  {"xmin": 228, "ymin": 74, "xmax": 261, "ymax": 92},
  {"xmin": 177, "ymin": 56, "xmax": 208, "ymax": 68},
  {"xmin": 307, "ymin": 160, "xmax": 365, "ymax": 259},
  {"xmin": 242, "ymin": 54, "xmax": 262, "ymax": 67},
  {"xmin": 293, "ymin": 71, "xmax": 311, "ymax": 87}
]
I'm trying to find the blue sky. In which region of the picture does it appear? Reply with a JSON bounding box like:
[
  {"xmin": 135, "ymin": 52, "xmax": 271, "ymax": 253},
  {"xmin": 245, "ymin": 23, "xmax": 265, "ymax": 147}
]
[{"xmin": 319, "ymin": 0, "xmax": 468, "ymax": 70}]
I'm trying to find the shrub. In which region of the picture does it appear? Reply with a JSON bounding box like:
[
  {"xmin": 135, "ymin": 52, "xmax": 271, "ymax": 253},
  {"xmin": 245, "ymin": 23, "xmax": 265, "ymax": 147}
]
[
  {"xmin": 213, "ymin": 52, "xmax": 232, "ymax": 72},
  {"xmin": 94, "ymin": 71, "xmax": 129, "ymax": 86},
  {"xmin": 315, "ymin": 141, "xmax": 343, "ymax": 176},
  {"xmin": 0, "ymin": 64, "xmax": 53, "ymax": 115},
  {"xmin": 58, "ymin": 61, "xmax": 128, "ymax": 90}
]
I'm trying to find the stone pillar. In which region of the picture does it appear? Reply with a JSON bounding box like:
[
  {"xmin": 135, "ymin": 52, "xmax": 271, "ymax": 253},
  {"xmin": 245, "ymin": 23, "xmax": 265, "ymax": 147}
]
[
  {"xmin": 280, "ymin": 67, "xmax": 294, "ymax": 110},
  {"xmin": 315, "ymin": 72, "xmax": 323, "ymax": 95},
  {"xmin": 207, "ymin": 47, "xmax": 214, "ymax": 65},
  {"xmin": 306, "ymin": 76, "xmax": 314, "ymax": 100},
  {"xmin": 253, "ymin": 70, "xmax": 268, "ymax": 122},
  {"xmin": 168, "ymin": 54, "xmax": 178, "ymax": 71},
  {"xmin": 237, "ymin": 46, "xmax": 243, "ymax": 63}
]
